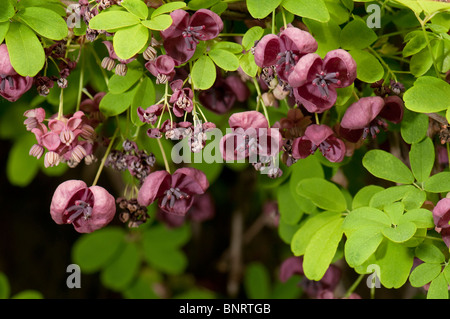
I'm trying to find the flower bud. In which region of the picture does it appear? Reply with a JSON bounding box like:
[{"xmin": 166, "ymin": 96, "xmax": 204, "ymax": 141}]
[
  {"xmin": 143, "ymin": 45, "xmax": 157, "ymax": 61},
  {"xmin": 101, "ymin": 57, "xmax": 116, "ymax": 71},
  {"xmin": 115, "ymin": 63, "xmax": 128, "ymax": 76},
  {"xmin": 44, "ymin": 151, "xmax": 61, "ymax": 168}
]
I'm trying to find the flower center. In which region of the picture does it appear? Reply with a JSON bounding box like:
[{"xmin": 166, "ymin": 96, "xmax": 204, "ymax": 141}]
[
  {"xmin": 310, "ymin": 140, "xmax": 335, "ymax": 156},
  {"xmin": 160, "ymin": 187, "xmax": 190, "ymax": 209},
  {"xmin": 312, "ymin": 71, "xmax": 341, "ymax": 98},
  {"xmin": 276, "ymin": 50, "xmax": 300, "ymax": 77},
  {"xmin": 0, "ymin": 75, "xmax": 14, "ymax": 91},
  {"xmin": 176, "ymin": 95, "xmax": 191, "ymax": 110},
  {"xmin": 182, "ymin": 25, "xmax": 206, "ymax": 50},
  {"xmin": 362, "ymin": 118, "xmax": 388, "ymax": 139},
  {"xmin": 235, "ymin": 134, "xmax": 261, "ymax": 156},
  {"xmin": 64, "ymin": 188, "xmax": 94, "ymax": 224}
]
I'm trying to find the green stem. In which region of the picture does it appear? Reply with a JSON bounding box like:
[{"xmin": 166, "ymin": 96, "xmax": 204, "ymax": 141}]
[
  {"xmin": 218, "ymin": 33, "xmax": 245, "ymax": 37},
  {"xmin": 368, "ymin": 46, "xmax": 397, "ymax": 83},
  {"xmin": 57, "ymin": 89, "xmax": 64, "ymax": 120},
  {"xmin": 272, "ymin": 10, "xmax": 276, "ymax": 34},
  {"xmin": 416, "ymin": 14, "xmax": 440, "ymax": 78},
  {"xmin": 315, "ymin": 112, "xmax": 320, "ymax": 125},
  {"xmin": 252, "ymin": 77, "xmax": 270, "ymax": 125},
  {"xmin": 280, "ymin": 6, "xmax": 287, "ymax": 29},
  {"xmin": 92, "ymin": 128, "xmax": 119, "ymax": 186},
  {"xmin": 76, "ymin": 50, "xmax": 85, "ymax": 112},
  {"xmin": 344, "ymin": 274, "xmax": 365, "ymax": 298},
  {"xmin": 157, "ymin": 137, "xmax": 171, "ymax": 174}
]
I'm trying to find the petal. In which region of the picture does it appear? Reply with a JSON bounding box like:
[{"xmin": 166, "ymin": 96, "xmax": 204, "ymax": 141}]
[
  {"xmin": 288, "ymin": 53, "xmax": 322, "ymax": 88},
  {"xmin": 228, "ymin": 111, "xmax": 269, "ymax": 130},
  {"xmin": 224, "ymin": 75, "xmax": 250, "ymax": 102},
  {"xmin": 0, "ymin": 44, "xmax": 17, "ymax": 76},
  {"xmin": 162, "ymin": 36, "xmax": 194, "ymax": 65},
  {"xmin": 50, "ymin": 180, "xmax": 87, "ymax": 225},
  {"xmin": 41, "ymin": 132, "xmax": 62, "ymax": 151},
  {"xmin": 305, "ymin": 124, "xmax": 334, "ymax": 146},
  {"xmin": 103, "ymin": 41, "xmax": 119, "ymax": 60},
  {"xmin": 173, "ymin": 167, "xmax": 209, "ymax": 194},
  {"xmin": 338, "ymin": 126, "xmax": 364, "ymax": 143},
  {"xmin": 279, "ymin": 27, "xmax": 318, "ymax": 55},
  {"xmin": 220, "ymin": 132, "xmax": 248, "ymax": 161},
  {"xmin": 323, "ymin": 49, "xmax": 357, "ymax": 88},
  {"xmin": 293, "ymin": 82, "xmax": 337, "ymax": 113},
  {"xmin": 155, "ymin": 55, "xmax": 175, "ymax": 75},
  {"xmin": 292, "ymin": 136, "xmax": 313, "ymax": 159},
  {"xmin": 170, "ymin": 79, "xmax": 184, "ymax": 91},
  {"xmin": 433, "ymin": 198, "xmax": 450, "ymax": 229},
  {"xmin": 380, "ymin": 95, "xmax": 404, "ymax": 124},
  {"xmin": 279, "ymin": 256, "xmax": 304, "ymax": 282},
  {"xmin": 323, "ymin": 136, "xmax": 346, "ymax": 163},
  {"xmin": 74, "ymin": 186, "xmax": 116, "ymax": 233},
  {"xmin": 340, "ymin": 96, "xmax": 385, "ymax": 129},
  {"xmin": 254, "ymin": 34, "xmax": 281, "ymax": 67},
  {"xmin": 160, "ymin": 9, "xmax": 190, "ymax": 39},
  {"xmin": 160, "ymin": 196, "xmax": 194, "ymax": 216},
  {"xmin": 0, "ymin": 75, "xmax": 33, "ymax": 102},
  {"xmin": 189, "ymin": 9, "xmax": 223, "ymax": 40},
  {"xmin": 137, "ymin": 170, "xmax": 171, "ymax": 206},
  {"xmin": 174, "ymin": 167, "xmax": 209, "ymax": 192}
]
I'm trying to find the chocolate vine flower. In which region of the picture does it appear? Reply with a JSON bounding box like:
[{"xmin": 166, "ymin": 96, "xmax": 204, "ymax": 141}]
[
  {"xmin": 432, "ymin": 198, "xmax": 450, "ymax": 247},
  {"xmin": 137, "ymin": 167, "xmax": 209, "ymax": 216},
  {"xmin": 339, "ymin": 95, "xmax": 404, "ymax": 143},
  {"xmin": 145, "ymin": 54, "xmax": 176, "ymax": 84},
  {"xmin": 254, "ymin": 26, "xmax": 318, "ymax": 84},
  {"xmin": 0, "ymin": 44, "xmax": 33, "ymax": 102},
  {"xmin": 160, "ymin": 9, "xmax": 223, "ymax": 65},
  {"xmin": 169, "ymin": 79, "xmax": 194, "ymax": 117},
  {"xmin": 101, "ymin": 41, "xmax": 136, "ymax": 76},
  {"xmin": 292, "ymin": 124, "xmax": 346, "ymax": 163},
  {"xmin": 137, "ymin": 104, "xmax": 163, "ymax": 125},
  {"xmin": 50, "ymin": 180, "xmax": 116, "ymax": 233},
  {"xmin": 288, "ymin": 49, "xmax": 357, "ymax": 113}
]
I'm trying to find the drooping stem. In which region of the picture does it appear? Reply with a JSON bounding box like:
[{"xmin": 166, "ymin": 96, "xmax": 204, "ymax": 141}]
[
  {"xmin": 368, "ymin": 46, "xmax": 397, "ymax": 83},
  {"xmin": 157, "ymin": 137, "xmax": 171, "ymax": 174},
  {"xmin": 252, "ymin": 77, "xmax": 270, "ymax": 125},
  {"xmin": 76, "ymin": 49, "xmax": 85, "ymax": 112},
  {"xmin": 92, "ymin": 128, "xmax": 119, "ymax": 186},
  {"xmin": 343, "ymin": 273, "xmax": 365, "ymax": 298},
  {"xmin": 416, "ymin": 13, "xmax": 441, "ymax": 78},
  {"xmin": 57, "ymin": 89, "xmax": 64, "ymax": 120}
]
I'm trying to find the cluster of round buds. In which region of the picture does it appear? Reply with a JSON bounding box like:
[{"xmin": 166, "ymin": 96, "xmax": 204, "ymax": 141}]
[
  {"xmin": 116, "ymin": 197, "xmax": 149, "ymax": 228},
  {"xmin": 252, "ymin": 155, "xmax": 283, "ymax": 179},
  {"xmin": 105, "ymin": 139, "xmax": 156, "ymax": 182},
  {"xmin": 24, "ymin": 108, "xmax": 98, "ymax": 168},
  {"xmin": 143, "ymin": 45, "xmax": 157, "ymax": 61},
  {"xmin": 371, "ymin": 79, "xmax": 405, "ymax": 97},
  {"xmin": 101, "ymin": 41, "xmax": 136, "ymax": 76}
]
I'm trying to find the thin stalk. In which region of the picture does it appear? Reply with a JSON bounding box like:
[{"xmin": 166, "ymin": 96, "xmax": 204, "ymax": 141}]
[
  {"xmin": 368, "ymin": 46, "xmax": 397, "ymax": 83},
  {"xmin": 157, "ymin": 137, "xmax": 171, "ymax": 174},
  {"xmin": 416, "ymin": 13, "xmax": 441, "ymax": 78},
  {"xmin": 252, "ymin": 77, "xmax": 270, "ymax": 125},
  {"xmin": 343, "ymin": 274, "xmax": 365, "ymax": 298},
  {"xmin": 76, "ymin": 50, "xmax": 85, "ymax": 112},
  {"xmin": 92, "ymin": 128, "xmax": 119, "ymax": 186},
  {"xmin": 57, "ymin": 89, "xmax": 64, "ymax": 120}
]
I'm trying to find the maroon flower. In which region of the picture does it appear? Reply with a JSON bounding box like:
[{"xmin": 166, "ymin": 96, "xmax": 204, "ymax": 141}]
[
  {"xmin": 137, "ymin": 103, "xmax": 163, "ymax": 125},
  {"xmin": 292, "ymin": 124, "xmax": 346, "ymax": 163},
  {"xmin": 339, "ymin": 96, "xmax": 404, "ymax": 143},
  {"xmin": 0, "ymin": 44, "xmax": 33, "ymax": 102},
  {"xmin": 101, "ymin": 41, "xmax": 136, "ymax": 75},
  {"xmin": 288, "ymin": 49, "xmax": 357, "ymax": 113},
  {"xmin": 220, "ymin": 111, "xmax": 281, "ymax": 161},
  {"xmin": 254, "ymin": 26, "xmax": 318, "ymax": 84},
  {"xmin": 160, "ymin": 9, "xmax": 223, "ymax": 65},
  {"xmin": 145, "ymin": 54, "xmax": 176, "ymax": 84},
  {"xmin": 79, "ymin": 92, "xmax": 106, "ymax": 127},
  {"xmin": 137, "ymin": 167, "xmax": 209, "ymax": 216},
  {"xmin": 279, "ymin": 256, "xmax": 303, "ymax": 283},
  {"xmin": 169, "ymin": 79, "xmax": 194, "ymax": 117},
  {"xmin": 433, "ymin": 198, "xmax": 450, "ymax": 247},
  {"xmin": 198, "ymin": 74, "xmax": 250, "ymax": 114},
  {"xmin": 50, "ymin": 180, "xmax": 116, "ymax": 233}
]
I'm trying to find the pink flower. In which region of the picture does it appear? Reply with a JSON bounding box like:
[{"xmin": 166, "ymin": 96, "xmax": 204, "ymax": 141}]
[
  {"xmin": 433, "ymin": 198, "xmax": 450, "ymax": 247},
  {"xmin": 288, "ymin": 49, "xmax": 357, "ymax": 113},
  {"xmin": 254, "ymin": 26, "xmax": 318, "ymax": 84},
  {"xmin": 137, "ymin": 167, "xmax": 209, "ymax": 216},
  {"xmin": 160, "ymin": 9, "xmax": 223, "ymax": 65},
  {"xmin": 23, "ymin": 108, "xmax": 46, "ymax": 132},
  {"xmin": 169, "ymin": 79, "xmax": 194, "ymax": 117},
  {"xmin": 137, "ymin": 103, "xmax": 163, "ymax": 125},
  {"xmin": 292, "ymin": 124, "xmax": 346, "ymax": 163},
  {"xmin": 145, "ymin": 54, "xmax": 176, "ymax": 84},
  {"xmin": 0, "ymin": 44, "xmax": 33, "ymax": 102},
  {"xmin": 50, "ymin": 180, "xmax": 116, "ymax": 233}
]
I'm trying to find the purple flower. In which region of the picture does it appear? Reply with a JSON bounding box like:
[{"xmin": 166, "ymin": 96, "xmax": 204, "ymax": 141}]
[
  {"xmin": 288, "ymin": 49, "xmax": 357, "ymax": 113},
  {"xmin": 160, "ymin": 9, "xmax": 223, "ymax": 65},
  {"xmin": 137, "ymin": 167, "xmax": 209, "ymax": 216},
  {"xmin": 50, "ymin": 180, "xmax": 116, "ymax": 233},
  {"xmin": 292, "ymin": 124, "xmax": 346, "ymax": 163},
  {"xmin": 279, "ymin": 256, "xmax": 303, "ymax": 283},
  {"xmin": 198, "ymin": 74, "xmax": 250, "ymax": 114},
  {"xmin": 145, "ymin": 54, "xmax": 176, "ymax": 84},
  {"xmin": 433, "ymin": 198, "xmax": 450, "ymax": 247},
  {"xmin": 137, "ymin": 103, "xmax": 163, "ymax": 125},
  {"xmin": 254, "ymin": 26, "xmax": 318, "ymax": 84},
  {"xmin": 339, "ymin": 95, "xmax": 404, "ymax": 143},
  {"xmin": 169, "ymin": 79, "xmax": 194, "ymax": 117},
  {"xmin": 0, "ymin": 44, "xmax": 33, "ymax": 102}
]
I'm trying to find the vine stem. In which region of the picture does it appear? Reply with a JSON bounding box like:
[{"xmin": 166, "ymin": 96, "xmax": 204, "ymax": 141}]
[
  {"xmin": 252, "ymin": 77, "xmax": 270, "ymax": 125},
  {"xmin": 92, "ymin": 128, "xmax": 119, "ymax": 187},
  {"xmin": 416, "ymin": 13, "xmax": 441, "ymax": 78},
  {"xmin": 157, "ymin": 137, "xmax": 171, "ymax": 174},
  {"xmin": 57, "ymin": 89, "xmax": 64, "ymax": 120},
  {"xmin": 76, "ymin": 49, "xmax": 85, "ymax": 112},
  {"xmin": 367, "ymin": 46, "xmax": 397, "ymax": 83},
  {"xmin": 343, "ymin": 273, "xmax": 365, "ymax": 298}
]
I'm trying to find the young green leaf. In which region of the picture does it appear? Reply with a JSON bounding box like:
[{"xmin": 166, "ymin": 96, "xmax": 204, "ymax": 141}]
[
  {"xmin": 152, "ymin": 1, "xmax": 186, "ymax": 17},
  {"xmin": 297, "ymin": 177, "xmax": 347, "ymax": 212},
  {"xmin": 208, "ymin": 48, "xmax": 239, "ymax": 71},
  {"xmin": 362, "ymin": 150, "xmax": 415, "ymax": 184},
  {"xmin": 191, "ymin": 55, "xmax": 216, "ymax": 90},
  {"xmin": 340, "ymin": 18, "xmax": 377, "ymax": 50},
  {"xmin": 427, "ymin": 273, "xmax": 449, "ymax": 299},
  {"xmin": 381, "ymin": 222, "xmax": 417, "ymax": 243},
  {"xmin": 342, "ymin": 207, "xmax": 391, "ymax": 232},
  {"xmin": 0, "ymin": 0, "xmax": 15, "ymax": 22},
  {"xmin": 349, "ymin": 49, "xmax": 384, "ymax": 83},
  {"xmin": 6, "ymin": 133, "xmax": 39, "ymax": 187},
  {"xmin": 352, "ymin": 185, "xmax": 384, "ymax": 209},
  {"xmin": 244, "ymin": 263, "xmax": 271, "ymax": 299},
  {"xmin": 282, "ymin": 0, "xmax": 330, "ymax": 23},
  {"xmin": 239, "ymin": 52, "xmax": 258, "ymax": 77},
  {"xmin": 344, "ymin": 226, "xmax": 384, "ymax": 267},
  {"xmin": 89, "ymin": 11, "xmax": 141, "ymax": 31},
  {"xmin": 400, "ymin": 208, "xmax": 434, "ymax": 229},
  {"xmin": 415, "ymin": 243, "xmax": 446, "ymax": 264},
  {"xmin": 141, "ymin": 14, "xmax": 173, "ymax": 30},
  {"xmin": 108, "ymin": 67, "xmax": 143, "ymax": 94},
  {"xmin": 131, "ymin": 76, "xmax": 155, "ymax": 127},
  {"xmin": 16, "ymin": 7, "xmax": 68, "ymax": 40},
  {"xmin": 0, "ymin": 273, "xmax": 10, "ymax": 299},
  {"xmin": 99, "ymin": 87, "xmax": 138, "ymax": 117},
  {"xmin": 369, "ymin": 185, "xmax": 416, "ymax": 209},
  {"xmin": 0, "ymin": 21, "xmax": 9, "ymax": 44},
  {"xmin": 409, "ymin": 137, "xmax": 435, "ymax": 183},
  {"xmin": 242, "ymin": 26, "xmax": 264, "ymax": 51},
  {"xmin": 384, "ymin": 202, "xmax": 405, "ymax": 225},
  {"xmin": 121, "ymin": 0, "xmax": 149, "ymax": 19},
  {"xmin": 247, "ymin": 0, "xmax": 281, "ymax": 19},
  {"xmin": 277, "ymin": 182, "xmax": 303, "ymax": 225},
  {"xmin": 409, "ymin": 262, "xmax": 442, "ymax": 288},
  {"xmin": 113, "ymin": 23, "xmax": 149, "ymax": 60},
  {"xmin": 400, "ymin": 109, "xmax": 429, "ymax": 144},
  {"xmin": 303, "ymin": 18, "xmax": 341, "ymax": 58},
  {"xmin": 403, "ymin": 76, "xmax": 450, "ymax": 113},
  {"xmin": 376, "ymin": 241, "xmax": 414, "ymax": 289},
  {"xmin": 424, "ymin": 172, "xmax": 450, "ymax": 193}
]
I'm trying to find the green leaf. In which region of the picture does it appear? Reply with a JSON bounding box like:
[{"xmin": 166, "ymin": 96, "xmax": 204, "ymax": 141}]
[
  {"xmin": 282, "ymin": 0, "xmax": 330, "ymax": 22},
  {"xmin": 17, "ymin": 0, "xmax": 66, "ymax": 16},
  {"xmin": 244, "ymin": 263, "xmax": 271, "ymax": 299},
  {"xmin": 424, "ymin": 172, "xmax": 450, "ymax": 193},
  {"xmin": 342, "ymin": 207, "xmax": 391, "ymax": 232},
  {"xmin": 376, "ymin": 241, "xmax": 414, "ymax": 289},
  {"xmin": 142, "ymin": 244, "xmax": 188, "ymax": 275},
  {"xmin": 415, "ymin": 243, "xmax": 446, "ymax": 264},
  {"xmin": 303, "ymin": 18, "xmax": 341, "ymax": 58},
  {"xmin": 427, "ymin": 273, "xmax": 449, "ymax": 299},
  {"xmin": 352, "ymin": 185, "xmax": 384, "ymax": 209},
  {"xmin": 404, "ymin": 76, "xmax": 450, "ymax": 113},
  {"xmin": 410, "ymin": 47, "xmax": 434, "ymax": 77},
  {"xmin": 72, "ymin": 227, "xmax": 125, "ymax": 273},
  {"xmin": 382, "ymin": 222, "xmax": 417, "ymax": 243},
  {"xmin": 297, "ymin": 178, "xmax": 347, "ymax": 212},
  {"xmin": 369, "ymin": 185, "xmax": 416, "ymax": 209},
  {"xmin": 141, "ymin": 14, "xmax": 173, "ymax": 30},
  {"xmin": 344, "ymin": 226, "xmax": 384, "ymax": 267},
  {"xmin": 152, "ymin": 1, "xmax": 186, "ymax": 17},
  {"xmin": 191, "ymin": 55, "xmax": 216, "ymax": 90},
  {"xmin": 291, "ymin": 211, "xmax": 341, "ymax": 256},
  {"xmin": 99, "ymin": 86, "xmax": 138, "ymax": 117},
  {"xmin": 239, "ymin": 52, "xmax": 258, "ymax": 77},
  {"xmin": 211, "ymin": 41, "xmax": 243, "ymax": 54},
  {"xmin": 409, "ymin": 262, "xmax": 442, "ymax": 288},
  {"xmin": 0, "ymin": 273, "xmax": 10, "ymax": 299},
  {"xmin": 113, "ymin": 23, "xmax": 149, "ymax": 60},
  {"xmin": 384, "ymin": 202, "xmax": 405, "ymax": 225},
  {"xmin": 208, "ymin": 49, "xmax": 240, "ymax": 71},
  {"xmin": 6, "ymin": 133, "xmax": 39, "ymax": 187},
  {"xmin": 121, "ymin": 0, "xmax": 149, "ymax": 19},
  {"xmin": 5, "ymin": 22, "xmax": 45, "ymax": 77},
  {"xmin": 188, "ymin": 0, "xmax": 218, "ymax": 10},
  {"xmin": 289, "ymin": 157, "xmax": 323, "ymax": 211},
  {"xmin": 409, "ymin": 137, "xmax": 435, "ymax": 183},
  {"xmin": 0, "ymin": 0, "xmax": 15, "ymax": 22},
  {"xmin": 362, "ymin": 149, "xmax": 414, "ymax": 184},
  {"xmin": 401, "ymin": 189, "xmax": 427, "ymax": 211},
  {"xmin": 277, "ymin": 183, "xmax": 303, "ymax": 225},
  {"xmin": 11, "ymin": 290, "xmax": 43, "ymax": 299},
  {"xmin": 142, "ymin": 224, "xmax": 191, "ymax": 248},
  {"xmin": 247, "ymin": 0, "xmax": 281, "ymax": 19},
  {"xmin": 101, "ymin": 242, "xmax": 140, "ymax": 291},
  {"xmin": 242, "ymin": 26, "xmax": 264, "ymax": 51},
  {"xmin": 89, "ymin": 11, "xmax": 141, "ymax": 31},
  {"xmin": 0, "ymin": 21, "xmax": 9, "ymax": 44},
  {"xmin": 303, "ymin": 217, "xmax": 343, "ymax": 280},
  {"xmin": 403, "ymin": 31, "xmax": 428, "ymax": 57},
  {"xmin": 349, "ymin": 49, "xmax": 384, "ymax": 83},
  {"xmin": 16, "ymin": 7, "xmax": 68, "ymax": 40},
  {"xmin": 324, "ymin": 0, "xmax": 350, "ymax": 25},
  {"xmin": 131, "ymin": 76, "xmax": 155, "ymax": 127},
  {"xmin": 400, "ymin": 109, "xmax": 429, "ymax": 144},
  {"xmin": 108, "ymin": 67, "xmax": 143, "ymax": 94},
  {"xmin": 340, "ymin": 18, "xmax": 377, "ymax": 50}
]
